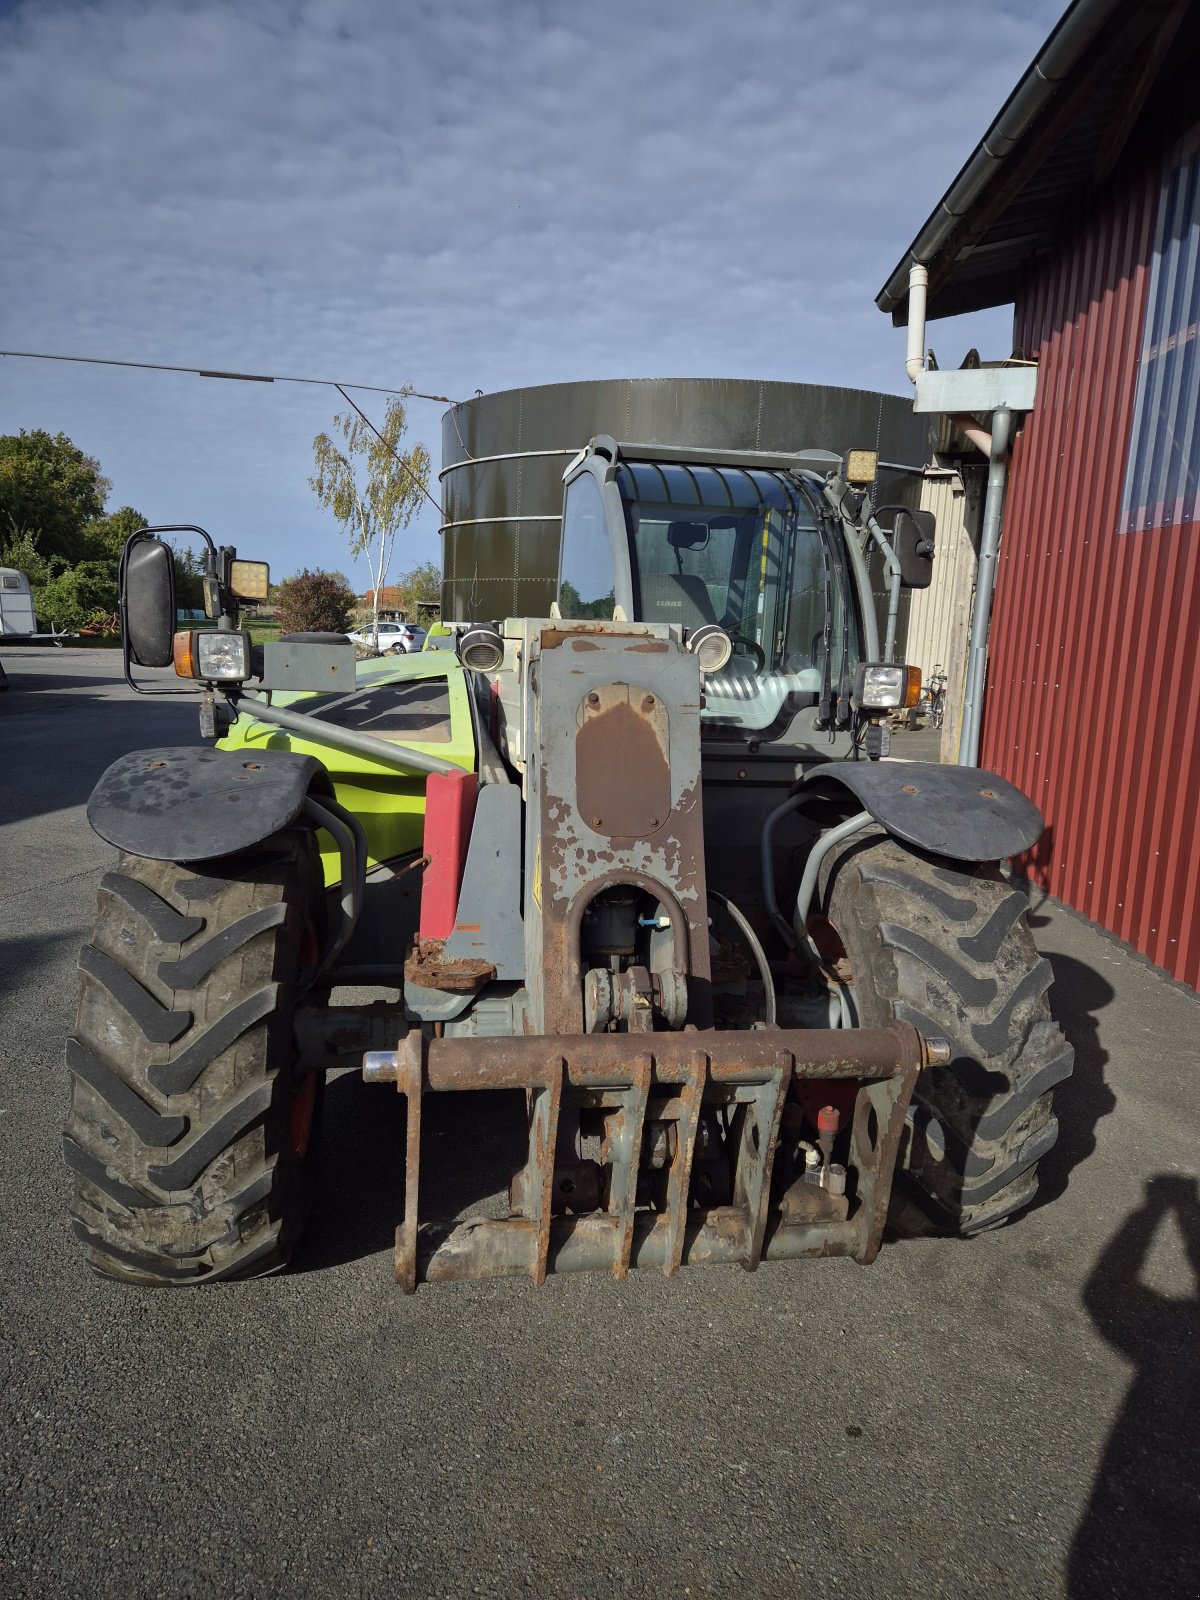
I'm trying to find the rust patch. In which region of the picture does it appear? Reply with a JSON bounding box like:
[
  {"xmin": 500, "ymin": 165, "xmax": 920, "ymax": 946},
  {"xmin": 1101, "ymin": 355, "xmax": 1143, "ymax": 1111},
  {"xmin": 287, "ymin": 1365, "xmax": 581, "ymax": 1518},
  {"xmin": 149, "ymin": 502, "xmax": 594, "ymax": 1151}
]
[
  {"xmin": 628, "ymin": 641, "xmax": 669, "ymax": 654},
  {"xmin": 576, "ymin": 686, "xmax": 670, "ymax": 839},
  {"xmin": 538, "ymin": 622, "xmax": 661, "ymax": 651},
  {"xmin": 404, "ymin": 938, "xmax": 494, "ymax": 993}
]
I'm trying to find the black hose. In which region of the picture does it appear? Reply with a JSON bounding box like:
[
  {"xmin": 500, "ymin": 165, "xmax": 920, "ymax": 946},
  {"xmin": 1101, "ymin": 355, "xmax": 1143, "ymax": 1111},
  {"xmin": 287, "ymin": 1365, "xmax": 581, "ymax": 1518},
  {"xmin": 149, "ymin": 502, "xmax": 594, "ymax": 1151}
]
[
  {"xmin": 708, "ymin": 888, "xmax": 777, "ymax": 1028},
  {"xmin": 760, "ymin": 792, "xmax": 810, "ymax": 953}
]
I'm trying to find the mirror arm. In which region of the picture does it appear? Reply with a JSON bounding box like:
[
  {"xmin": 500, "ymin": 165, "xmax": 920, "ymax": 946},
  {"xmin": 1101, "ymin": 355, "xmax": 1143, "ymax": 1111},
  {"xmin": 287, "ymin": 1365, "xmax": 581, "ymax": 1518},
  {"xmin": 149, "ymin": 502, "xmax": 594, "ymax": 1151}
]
[{"xmin": 861, "ymin": 511, "xmax": 903, "ymax": 664}]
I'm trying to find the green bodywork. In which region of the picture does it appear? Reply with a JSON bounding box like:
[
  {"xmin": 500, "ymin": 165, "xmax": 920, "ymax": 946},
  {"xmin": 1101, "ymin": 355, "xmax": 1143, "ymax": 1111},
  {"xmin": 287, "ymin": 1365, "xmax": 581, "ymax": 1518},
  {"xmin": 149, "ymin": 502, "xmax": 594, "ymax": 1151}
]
[{"xmin": 217, "ymin": 652, "xmax": 478, "ymax": 885}]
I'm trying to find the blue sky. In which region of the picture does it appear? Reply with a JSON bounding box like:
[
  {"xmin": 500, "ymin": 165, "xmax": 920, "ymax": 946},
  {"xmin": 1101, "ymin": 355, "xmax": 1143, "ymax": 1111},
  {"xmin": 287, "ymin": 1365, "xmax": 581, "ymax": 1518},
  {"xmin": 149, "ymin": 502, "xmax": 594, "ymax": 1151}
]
[{"xmin": 1, "ymin": 0, "xmax": 1063, "ymax": 589}]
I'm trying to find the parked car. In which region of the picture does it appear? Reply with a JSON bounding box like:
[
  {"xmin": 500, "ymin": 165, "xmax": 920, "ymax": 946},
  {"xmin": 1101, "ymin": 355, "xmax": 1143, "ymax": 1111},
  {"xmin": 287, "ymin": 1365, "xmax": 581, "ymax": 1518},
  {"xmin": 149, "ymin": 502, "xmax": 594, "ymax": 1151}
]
[{"xmin": 345, "ymin": 621, "xmax": 427, "ymax": 654}]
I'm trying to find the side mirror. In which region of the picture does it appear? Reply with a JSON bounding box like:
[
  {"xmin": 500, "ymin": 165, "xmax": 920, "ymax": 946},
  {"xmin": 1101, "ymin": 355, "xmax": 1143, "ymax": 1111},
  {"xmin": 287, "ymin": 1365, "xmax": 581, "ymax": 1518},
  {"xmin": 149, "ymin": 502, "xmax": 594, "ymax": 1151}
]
[
  {"xmin": 892, "ymin": 509, "xmax": 936, "ymax": 589},
  {"xmin": 123, "ymin": 536, "xmax": 177, "ymax": 667}
]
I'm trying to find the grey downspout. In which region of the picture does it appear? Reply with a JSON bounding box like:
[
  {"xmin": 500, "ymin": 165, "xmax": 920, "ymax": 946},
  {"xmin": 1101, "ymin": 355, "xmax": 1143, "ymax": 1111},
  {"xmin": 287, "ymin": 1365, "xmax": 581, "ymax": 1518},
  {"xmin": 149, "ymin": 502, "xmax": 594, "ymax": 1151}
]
[{"xmin": 958, "ymin": 406, "xmax": 1012, "ymax": 767}]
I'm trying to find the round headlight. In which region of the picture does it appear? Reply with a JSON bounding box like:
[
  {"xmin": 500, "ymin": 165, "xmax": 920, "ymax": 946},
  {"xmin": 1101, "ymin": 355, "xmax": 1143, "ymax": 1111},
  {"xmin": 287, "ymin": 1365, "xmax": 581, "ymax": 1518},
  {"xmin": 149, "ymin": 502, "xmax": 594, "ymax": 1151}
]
[
  {"xmin": 686, "ymin": 623, "xmax": 733, "ymax": 675},
  {"xmin": 458, "ymin": 623, "xmax": 505, "ymax": 673}
]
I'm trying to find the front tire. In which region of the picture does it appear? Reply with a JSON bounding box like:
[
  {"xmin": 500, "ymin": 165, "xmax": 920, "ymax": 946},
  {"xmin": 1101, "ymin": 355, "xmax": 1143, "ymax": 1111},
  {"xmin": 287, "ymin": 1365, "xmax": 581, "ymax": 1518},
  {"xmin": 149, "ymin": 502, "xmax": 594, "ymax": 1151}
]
[
  {"xmin": 820, "ymin": 830, "xmax": 1074, "ymax": 1235},
  {"xmin": 64, "ymin": 831, "xmax": 324, "ymax": 1284}
]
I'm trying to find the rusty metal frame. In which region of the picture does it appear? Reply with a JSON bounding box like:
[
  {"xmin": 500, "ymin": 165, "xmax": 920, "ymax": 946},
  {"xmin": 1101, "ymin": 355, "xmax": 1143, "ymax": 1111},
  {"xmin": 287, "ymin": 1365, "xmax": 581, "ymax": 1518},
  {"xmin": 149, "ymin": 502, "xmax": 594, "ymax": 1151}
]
[
  {"xmin": 524, "ymin": 629, "xmax": 713, "ymax": 1035},
  {"xmin": 374, "ymin": 1021, "xmax": 929, "ymax": 1291}
]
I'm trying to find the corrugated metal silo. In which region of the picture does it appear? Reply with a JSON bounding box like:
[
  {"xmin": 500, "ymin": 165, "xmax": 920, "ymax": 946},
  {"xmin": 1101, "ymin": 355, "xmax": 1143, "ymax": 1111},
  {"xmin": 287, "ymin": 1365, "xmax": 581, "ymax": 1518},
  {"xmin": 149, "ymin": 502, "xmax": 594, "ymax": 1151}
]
[{"xmin": 439, "ymin": 378, "xmax": 934, "ymax": 623}]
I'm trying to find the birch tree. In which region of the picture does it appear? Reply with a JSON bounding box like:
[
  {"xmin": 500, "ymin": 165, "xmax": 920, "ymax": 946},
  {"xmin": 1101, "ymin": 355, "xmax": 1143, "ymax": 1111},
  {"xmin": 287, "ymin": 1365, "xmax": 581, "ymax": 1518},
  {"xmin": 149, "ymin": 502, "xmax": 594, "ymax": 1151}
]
[{"xmin": 309, "ymin": 392, "xmax": 431, "ymax": 649}]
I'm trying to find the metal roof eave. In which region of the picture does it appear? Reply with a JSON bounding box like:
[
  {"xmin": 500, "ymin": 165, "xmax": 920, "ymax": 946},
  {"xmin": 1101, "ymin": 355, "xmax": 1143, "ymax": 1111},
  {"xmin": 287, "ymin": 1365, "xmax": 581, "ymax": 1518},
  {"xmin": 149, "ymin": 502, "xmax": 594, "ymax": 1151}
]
[{"xmin": 875, "ymin": 0, "xmax": 1125, "ymax": 325}]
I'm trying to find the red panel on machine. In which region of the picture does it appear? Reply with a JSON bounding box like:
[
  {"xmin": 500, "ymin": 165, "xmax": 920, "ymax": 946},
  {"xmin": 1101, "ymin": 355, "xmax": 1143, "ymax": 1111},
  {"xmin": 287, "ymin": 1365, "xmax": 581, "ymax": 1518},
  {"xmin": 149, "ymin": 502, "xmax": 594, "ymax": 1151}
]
[{"xmin": 419, "ymin": 771, "xmax": 478, "ymax": 941}]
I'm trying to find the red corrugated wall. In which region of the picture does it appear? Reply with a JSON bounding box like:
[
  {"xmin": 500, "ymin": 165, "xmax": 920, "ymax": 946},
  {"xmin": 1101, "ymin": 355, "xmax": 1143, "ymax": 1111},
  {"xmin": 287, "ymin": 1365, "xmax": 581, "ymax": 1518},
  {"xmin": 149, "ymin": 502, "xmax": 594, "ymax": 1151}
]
[{"xmin": 982, "ymin": 158, "xmax": 1200, "ymax": 990}]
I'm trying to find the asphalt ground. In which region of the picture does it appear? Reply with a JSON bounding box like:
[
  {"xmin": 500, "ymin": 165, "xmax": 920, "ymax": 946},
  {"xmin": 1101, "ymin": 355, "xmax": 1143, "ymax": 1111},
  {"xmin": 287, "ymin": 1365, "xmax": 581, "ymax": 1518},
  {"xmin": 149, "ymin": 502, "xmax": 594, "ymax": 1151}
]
[{"xmin": 1, "ymin": 647, "xmax": 1197, "ymax": 1600}]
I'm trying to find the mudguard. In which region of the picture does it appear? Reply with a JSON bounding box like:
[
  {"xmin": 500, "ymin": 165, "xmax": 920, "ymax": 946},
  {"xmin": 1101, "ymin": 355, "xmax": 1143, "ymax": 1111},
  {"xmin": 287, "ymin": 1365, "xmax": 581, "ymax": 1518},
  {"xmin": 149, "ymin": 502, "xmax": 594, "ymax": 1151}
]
[
  {"xmin": 88, "ymin": 746, "xmax": 334, "ymax": 861},
  {"xmin": 805, "ymin": 761, "xmax": 1043, "ymax": 862}
]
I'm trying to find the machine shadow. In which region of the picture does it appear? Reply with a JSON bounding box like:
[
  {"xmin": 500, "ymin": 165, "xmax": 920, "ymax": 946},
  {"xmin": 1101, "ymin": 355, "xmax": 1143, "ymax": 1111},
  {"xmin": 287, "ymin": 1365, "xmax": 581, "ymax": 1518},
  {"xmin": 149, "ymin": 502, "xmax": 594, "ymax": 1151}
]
[
  {"xmin": 0, "ymin": 681, "xmax": 198, "ymax": 827},
  {"xmin": 1069, "ymin": 1175, "xmax": 1200, "ymax": 1597},
  {"xmin": 0, "ymin": 931, "xmax": 85, "ymax": 1010},
  {"xmin": 1032, "ymin": 950, "xmax": 1117, "ymax": 1210},
  {"xmin": 1018, "ymin": 825, "xmax": 1057, "ymax": 920},
  {"xmin": 297, "ymin": 1072, "xmax": 528, "ymax": 1274}
]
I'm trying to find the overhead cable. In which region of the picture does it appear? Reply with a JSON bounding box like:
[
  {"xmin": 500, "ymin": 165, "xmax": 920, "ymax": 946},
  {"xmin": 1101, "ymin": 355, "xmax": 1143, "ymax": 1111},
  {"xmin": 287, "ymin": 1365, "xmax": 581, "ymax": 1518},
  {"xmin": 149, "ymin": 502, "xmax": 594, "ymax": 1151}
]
[{"xmin": 0, "ymin": 347, "xmax": 453, "ymax": 403}]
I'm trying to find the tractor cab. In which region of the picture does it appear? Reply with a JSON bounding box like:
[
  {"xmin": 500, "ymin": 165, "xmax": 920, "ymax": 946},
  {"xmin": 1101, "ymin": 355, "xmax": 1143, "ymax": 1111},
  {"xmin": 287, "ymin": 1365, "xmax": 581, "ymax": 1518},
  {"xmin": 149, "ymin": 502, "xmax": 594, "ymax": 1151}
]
[{"xmin": 557, "ymin": 437, "xmax": 911, "ymax": 749}]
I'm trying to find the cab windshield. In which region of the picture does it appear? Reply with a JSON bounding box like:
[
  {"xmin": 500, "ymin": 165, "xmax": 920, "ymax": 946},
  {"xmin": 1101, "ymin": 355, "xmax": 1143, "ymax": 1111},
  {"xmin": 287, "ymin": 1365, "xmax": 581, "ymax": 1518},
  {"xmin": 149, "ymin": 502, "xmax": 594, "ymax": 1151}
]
[{"xmin": 617, "ymin": 461, "xmax": 860, "ymax": 736}]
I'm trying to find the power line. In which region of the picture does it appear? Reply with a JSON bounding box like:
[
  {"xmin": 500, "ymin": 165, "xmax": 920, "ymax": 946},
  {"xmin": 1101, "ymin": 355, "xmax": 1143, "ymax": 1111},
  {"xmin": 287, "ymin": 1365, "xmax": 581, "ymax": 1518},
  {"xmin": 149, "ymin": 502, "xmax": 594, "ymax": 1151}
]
[
  {"xmin": 333, "ymin": 385, "xmax": 445, "ymax": 519},
  {"xmin": 0, "ymin": 347, "xmax": 453, "ymax": 403}
]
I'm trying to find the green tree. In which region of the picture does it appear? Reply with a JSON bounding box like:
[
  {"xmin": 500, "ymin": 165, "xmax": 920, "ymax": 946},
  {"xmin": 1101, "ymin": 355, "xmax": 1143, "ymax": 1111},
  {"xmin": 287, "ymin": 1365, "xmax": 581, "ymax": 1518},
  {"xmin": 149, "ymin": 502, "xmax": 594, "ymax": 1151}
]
[
  {"xmin": 0, "ymin": 430, "xmax": 110, "ymax": 563},
  {"xmin": 172, "ymin": 543, "xmax": 206, "ymax": 612},
  {"xmin": 82, "ymin": 504, "xmax": 148, "ymax": 560},
  {"xmin": 0, "ymin": 519, "xmax": 116, "ymax": 632},
  {"xmin": 34, "ymin": 560, "xmax": 120, "ymax": 633},
  {"xmin": 389, "ymin": 559, "xmax": 442, "ymax": 620},
  {"xmin": 310, "ymin": 393, "xmax": 431, "ymax": 649},
  {"xmin": 0, "ymin": 520, "xmax": 55, "ymax": 586},
  {"xmin": 558, "ymin": 580, "xmax": 616, "ymax": 620},
  {"xmin": 275, "ymin": 569, "xmax": 355, "ymax": 635}
]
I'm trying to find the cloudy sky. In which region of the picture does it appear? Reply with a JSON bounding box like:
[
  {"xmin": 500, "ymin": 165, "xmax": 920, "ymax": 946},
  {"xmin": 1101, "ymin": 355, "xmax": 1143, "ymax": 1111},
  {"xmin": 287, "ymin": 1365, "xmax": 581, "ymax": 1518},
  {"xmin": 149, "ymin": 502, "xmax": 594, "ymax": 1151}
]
[{"xmin": 1, "ymin": 0, "xmax": 1064, "ymax": 587}]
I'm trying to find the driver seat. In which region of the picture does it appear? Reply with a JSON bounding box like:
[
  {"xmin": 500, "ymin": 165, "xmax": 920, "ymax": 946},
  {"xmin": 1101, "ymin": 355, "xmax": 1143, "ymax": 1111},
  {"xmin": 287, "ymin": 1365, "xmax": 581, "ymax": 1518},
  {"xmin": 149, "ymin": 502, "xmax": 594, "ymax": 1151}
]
[{"xmin": 638, "ymin": 573, "xmax": 718, "ymax": 628}]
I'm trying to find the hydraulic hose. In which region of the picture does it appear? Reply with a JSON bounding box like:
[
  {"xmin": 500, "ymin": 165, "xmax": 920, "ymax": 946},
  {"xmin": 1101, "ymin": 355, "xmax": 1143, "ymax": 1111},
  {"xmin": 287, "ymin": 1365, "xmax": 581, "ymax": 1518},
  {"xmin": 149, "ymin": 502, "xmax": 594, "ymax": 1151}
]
[
  {"xmin": 761, "ymin": 792, "xmax": 811, "ymax": 952},
  {"xmin": 707, "ymin": 888, "xmax": 776, "ymax": 1028}
]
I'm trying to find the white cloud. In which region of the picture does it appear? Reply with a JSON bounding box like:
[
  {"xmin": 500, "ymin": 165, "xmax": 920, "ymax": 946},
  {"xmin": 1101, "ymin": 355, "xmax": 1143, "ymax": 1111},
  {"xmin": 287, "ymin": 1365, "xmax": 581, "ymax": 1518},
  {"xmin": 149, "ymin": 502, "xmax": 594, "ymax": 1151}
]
[{"xmin": 1, "ymin": 0, "xmax": 1063, "ymax": 580}]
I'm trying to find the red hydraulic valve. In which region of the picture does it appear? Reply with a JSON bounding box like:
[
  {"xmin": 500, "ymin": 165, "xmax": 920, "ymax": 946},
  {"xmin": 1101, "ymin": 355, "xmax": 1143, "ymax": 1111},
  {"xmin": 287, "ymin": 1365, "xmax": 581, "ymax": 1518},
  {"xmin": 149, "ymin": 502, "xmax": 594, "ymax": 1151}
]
[{"xmin": 817, "ymin": 1103, "xmax": 840, "ymax": 1168}]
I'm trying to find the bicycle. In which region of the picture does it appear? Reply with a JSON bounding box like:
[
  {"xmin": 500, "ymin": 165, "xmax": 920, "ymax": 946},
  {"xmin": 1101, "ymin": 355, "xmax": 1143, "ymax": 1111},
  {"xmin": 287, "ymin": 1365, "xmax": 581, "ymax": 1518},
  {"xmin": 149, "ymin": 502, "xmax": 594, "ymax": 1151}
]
[{"xmin": 924, "ymin": 665, "xmax": 948, "ymax": 730}]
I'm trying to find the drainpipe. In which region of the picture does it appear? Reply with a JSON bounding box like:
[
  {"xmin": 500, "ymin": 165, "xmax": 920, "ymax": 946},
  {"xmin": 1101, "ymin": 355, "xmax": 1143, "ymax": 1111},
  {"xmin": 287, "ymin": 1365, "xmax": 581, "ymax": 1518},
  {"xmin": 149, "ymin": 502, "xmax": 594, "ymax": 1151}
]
[
  {"xmin": 958, "ymin": 405, "xmax": 1012, "ymax": 767},
  {"xmin": 905, "ymin": 264, "xmax": 928, "ymax": 383},
  {"xmin": 950, "ymin": 413, "xmax": 993, "ymax": 456}
]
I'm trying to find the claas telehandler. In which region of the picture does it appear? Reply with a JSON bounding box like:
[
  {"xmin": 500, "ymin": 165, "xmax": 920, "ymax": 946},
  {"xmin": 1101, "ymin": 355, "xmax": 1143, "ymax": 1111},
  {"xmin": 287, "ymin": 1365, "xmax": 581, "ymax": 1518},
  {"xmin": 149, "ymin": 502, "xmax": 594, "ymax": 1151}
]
[{"xmin": 65, "ymin": 437, "xmax": 1072, "ymax": 1287}]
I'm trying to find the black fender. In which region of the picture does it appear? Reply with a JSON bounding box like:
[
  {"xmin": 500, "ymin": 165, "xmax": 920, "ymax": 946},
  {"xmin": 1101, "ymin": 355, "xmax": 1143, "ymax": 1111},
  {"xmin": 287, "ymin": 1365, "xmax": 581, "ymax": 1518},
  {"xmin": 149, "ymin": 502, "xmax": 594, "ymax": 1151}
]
[
  {"xmin": 87, "ymin": 746, "xmax": 335, "ymax": 862},
  {"xmin": 804, "ymin": 761, "xmax": 1043, "ymax": 862}
]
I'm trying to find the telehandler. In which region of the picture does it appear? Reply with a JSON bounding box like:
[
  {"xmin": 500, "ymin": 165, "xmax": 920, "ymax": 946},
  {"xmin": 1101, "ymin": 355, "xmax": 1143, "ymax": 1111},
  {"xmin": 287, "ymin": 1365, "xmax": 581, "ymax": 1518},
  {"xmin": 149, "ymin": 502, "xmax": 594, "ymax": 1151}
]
[{"xmin": 65, "ymin": 438, "xmax": 1072, "ymax": 1287}]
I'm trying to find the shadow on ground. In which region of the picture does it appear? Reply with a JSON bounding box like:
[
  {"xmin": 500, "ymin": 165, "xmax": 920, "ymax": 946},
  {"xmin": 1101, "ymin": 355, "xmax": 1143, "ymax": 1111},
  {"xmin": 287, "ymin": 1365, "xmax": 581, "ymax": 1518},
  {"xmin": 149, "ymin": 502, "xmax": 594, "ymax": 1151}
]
[
  {"xmin": 1070, "ymin": 1174, "xmax": 1200, "ymax": 1597},
  {"xmin": 0, "ymin": 930, "xmax": 84, "ymax": 995},
  {"xmin": 1, "ymin": 670, "xmax": 132, "ymax": 696},
  {"xmin": 298, "ymin": 1072, "xmax": 527, "ymax": 1274},
  {"xmin": 1034, "ymin": 950, "xmax": 1118, "ymax": 1209},
  {"xmin": 1, "ymin": 679, "xmax": 197, "ymax": 827}
]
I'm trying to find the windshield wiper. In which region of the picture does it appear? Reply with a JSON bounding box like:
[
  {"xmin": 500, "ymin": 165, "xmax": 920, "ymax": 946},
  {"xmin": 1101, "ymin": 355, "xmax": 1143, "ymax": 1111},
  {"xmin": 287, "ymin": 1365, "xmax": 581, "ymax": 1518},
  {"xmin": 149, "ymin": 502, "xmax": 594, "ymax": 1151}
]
[
  {"xmin": 829, "ymin": 518, "xmax": 854, "ymax": 730},
  {"xmin": 793, "ymin": 479, "xmax": 838, "ymax": 732}
]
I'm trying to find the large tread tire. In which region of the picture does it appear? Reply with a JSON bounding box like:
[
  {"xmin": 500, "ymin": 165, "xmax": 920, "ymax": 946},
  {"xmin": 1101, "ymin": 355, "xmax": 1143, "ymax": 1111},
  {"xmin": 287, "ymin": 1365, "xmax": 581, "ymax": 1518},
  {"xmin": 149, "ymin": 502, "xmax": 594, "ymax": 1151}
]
[
  {"xmin": 64, "ymin": 831, "xmax": 324, "ymax": 1284},
  {"xmin": 820, "ymin": 829, "xmax": 1074, "ymax": 1236}
]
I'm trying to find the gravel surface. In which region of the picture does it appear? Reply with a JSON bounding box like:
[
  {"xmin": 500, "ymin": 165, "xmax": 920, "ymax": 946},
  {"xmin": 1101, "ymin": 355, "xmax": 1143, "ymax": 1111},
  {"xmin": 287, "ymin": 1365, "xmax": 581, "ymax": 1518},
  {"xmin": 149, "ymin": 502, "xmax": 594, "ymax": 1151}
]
[{"xmin": 1, "ymin": 648, "xmax": 1197, "ymax": 1600}]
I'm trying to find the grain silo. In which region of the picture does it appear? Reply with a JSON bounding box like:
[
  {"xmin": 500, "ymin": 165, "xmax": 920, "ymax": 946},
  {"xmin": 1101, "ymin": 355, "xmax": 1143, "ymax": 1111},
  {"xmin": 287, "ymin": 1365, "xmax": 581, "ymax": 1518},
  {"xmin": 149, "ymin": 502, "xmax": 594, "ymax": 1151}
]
[{"xmin": 439, "ymin": 378, "xmax": 933, "ymax": 621}]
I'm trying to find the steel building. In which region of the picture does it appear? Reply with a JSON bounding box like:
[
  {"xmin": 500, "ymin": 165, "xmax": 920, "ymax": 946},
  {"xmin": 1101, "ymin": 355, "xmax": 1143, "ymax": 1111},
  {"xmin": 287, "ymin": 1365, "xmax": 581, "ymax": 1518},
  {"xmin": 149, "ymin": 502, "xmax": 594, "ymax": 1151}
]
[{"xmin": 879, "ymin": 0, "xmax": 1200, "ymax": 989}]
